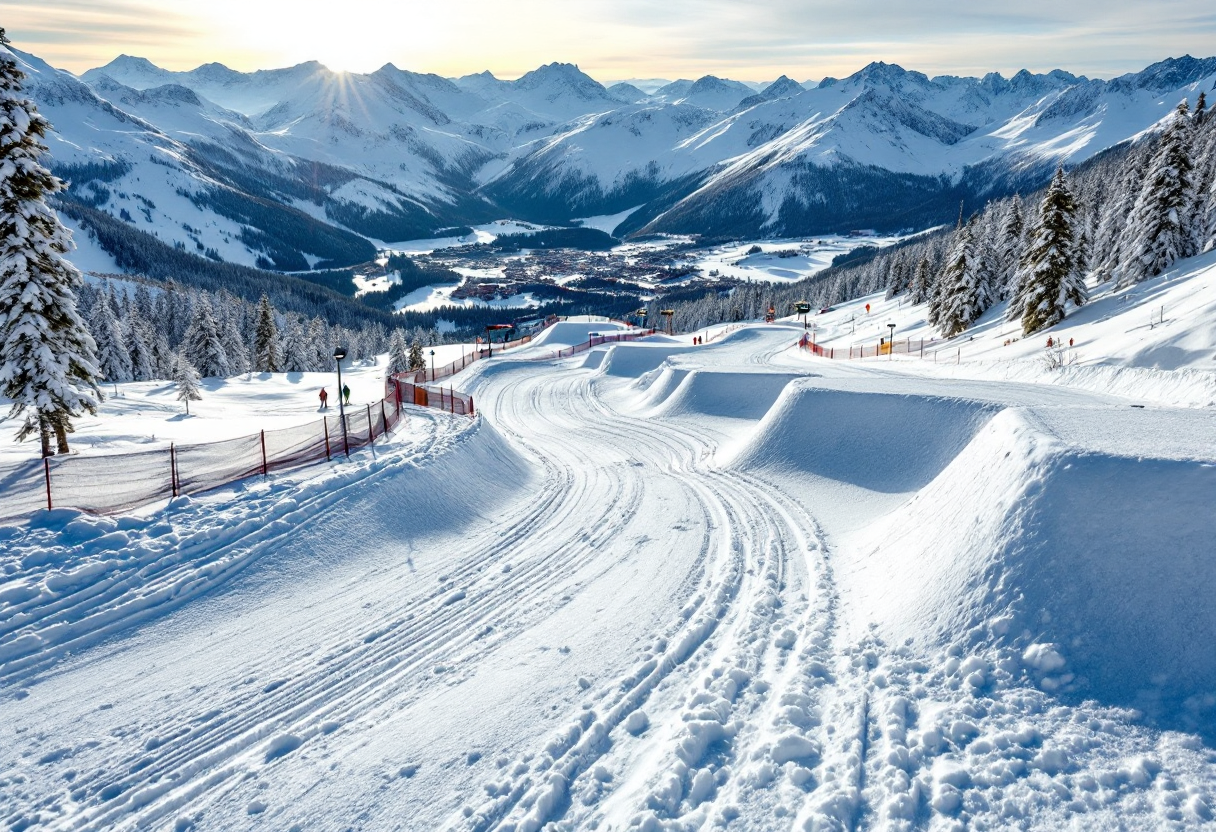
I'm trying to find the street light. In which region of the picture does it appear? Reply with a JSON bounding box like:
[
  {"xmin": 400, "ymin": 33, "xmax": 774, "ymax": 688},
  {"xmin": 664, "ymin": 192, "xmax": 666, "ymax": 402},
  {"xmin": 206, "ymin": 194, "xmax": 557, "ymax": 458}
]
[
  {"xmin": 887, "ymin": 323, "xmax": 896, "ymax": 360},
  {"xmin": 794, "ymin": 301, "xmax": 811, "ymax": 329},
  {"xmin": 333, "ymin": 346, "xmax": 349, "ymax": 456},
  {"xmin": 430, "ymin": 349, "xmax": 435, "ymax": 382}
]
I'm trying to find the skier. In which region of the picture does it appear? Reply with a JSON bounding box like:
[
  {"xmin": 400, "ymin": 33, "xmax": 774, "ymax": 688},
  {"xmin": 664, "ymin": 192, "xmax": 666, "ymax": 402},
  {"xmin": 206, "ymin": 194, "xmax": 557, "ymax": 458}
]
[
  {"xmin": 319, "ymin": 388, "xmax": 328, "ymax": 410},
  {"xmin": 342, "ymin": 384, "xmax": 351, "ymax": 405}
]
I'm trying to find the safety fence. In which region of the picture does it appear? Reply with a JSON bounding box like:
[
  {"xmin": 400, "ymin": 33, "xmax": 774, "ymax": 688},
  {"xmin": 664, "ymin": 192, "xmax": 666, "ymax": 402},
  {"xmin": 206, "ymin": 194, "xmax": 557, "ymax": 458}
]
[
  {"xmin": 386, "ymin": 376, "xmax": 475, "ymax": 417},
  {"xmin": 530, "ymin": 329, "xmax": 658, "ymax": 361},
  {"xmin": 0, "ymin": 392, "xmax": 414, "ymax": 522},
  {"xmin": 416, "ymin": 315, "xmax": 563, "ymax": 384},
  {"xmin": 798, "ymin": 333, "xmax": 964, "ymax": 363},
  {"xmin": 0, "ymin": 318, "xmax": 654, "ymax": 522}
]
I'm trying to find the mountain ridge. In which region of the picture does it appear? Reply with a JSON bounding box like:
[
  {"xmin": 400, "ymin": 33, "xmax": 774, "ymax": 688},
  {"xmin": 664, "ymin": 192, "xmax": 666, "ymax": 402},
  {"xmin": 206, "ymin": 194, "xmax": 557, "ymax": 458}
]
[{"xmin": 15, "ymin": 43, "xmax": 1216, "ymax": 272}]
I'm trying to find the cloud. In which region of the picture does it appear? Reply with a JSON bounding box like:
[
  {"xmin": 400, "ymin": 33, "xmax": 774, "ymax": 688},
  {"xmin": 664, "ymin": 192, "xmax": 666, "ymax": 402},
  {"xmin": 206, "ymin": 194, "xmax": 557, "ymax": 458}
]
[{"xmin": 11, "ymin": 0, "xmax": 1216, "ymax": 80}]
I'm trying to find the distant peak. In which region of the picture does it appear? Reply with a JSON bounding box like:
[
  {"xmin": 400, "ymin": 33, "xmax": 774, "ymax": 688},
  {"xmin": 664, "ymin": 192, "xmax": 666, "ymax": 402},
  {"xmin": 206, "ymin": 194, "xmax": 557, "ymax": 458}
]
[{"xmin": 760, "ymin": 75, "xmax": 804, "ymax": 97}]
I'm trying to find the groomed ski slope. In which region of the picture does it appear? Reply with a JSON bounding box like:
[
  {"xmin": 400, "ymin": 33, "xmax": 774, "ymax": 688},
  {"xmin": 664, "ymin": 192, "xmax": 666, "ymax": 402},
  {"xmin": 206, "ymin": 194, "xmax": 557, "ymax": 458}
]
[{"xmin": 2, "ymin": 318, "xmax": 1216, "ymax": 832}]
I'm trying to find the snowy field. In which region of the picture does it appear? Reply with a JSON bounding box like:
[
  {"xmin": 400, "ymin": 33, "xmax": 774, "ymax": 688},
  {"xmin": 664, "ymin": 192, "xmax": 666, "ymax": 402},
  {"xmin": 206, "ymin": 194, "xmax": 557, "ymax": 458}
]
[
  {"xmin": 693, "ymin": 235, "xmax": 912, "ymax": 284},
  {"xmin": 2, "ymin": 272, "xmax": 1216, "ymax": 830},
  {"xmin": 0, "ymin": 345, "xmax": 480, "ymax": 464}
]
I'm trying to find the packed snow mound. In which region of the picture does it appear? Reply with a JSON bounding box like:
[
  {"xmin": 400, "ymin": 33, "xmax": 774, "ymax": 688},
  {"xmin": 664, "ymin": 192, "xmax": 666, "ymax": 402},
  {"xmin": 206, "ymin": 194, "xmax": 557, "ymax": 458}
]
[
  {"xmin": 725, "ymin": 381, "xmax": 999, "ymax": 492},
  {"xmin": 528, "ymin": 320, "xmax": 630, "ymax": 348},
  {"xmin": 650, "ymin": 370, "xmax": 808, "ymax": 421},
  {"xmin": 840, "ymin": 408, "xmax": 1216, "ymax": 736},
  {"xmin": 599, "ymin": 343, "xmax": 698, "ymax": 378},
  {"xmin": 632, "ymin": 365, "xmax": 692, "ymax": 411}
]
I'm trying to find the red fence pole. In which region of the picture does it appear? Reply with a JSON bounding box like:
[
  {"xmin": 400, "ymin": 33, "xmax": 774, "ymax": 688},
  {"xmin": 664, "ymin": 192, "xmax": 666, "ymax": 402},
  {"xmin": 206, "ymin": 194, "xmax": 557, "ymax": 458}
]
[
  {"xmin": 367, "ymin": 403, "xmax": 374, "ymax": 442},
  {"xmin": 44, "ymin": 456, "xmax": 52, "ymax": 511},
  {"xmin": 323, "ymin": 418, "xmax": 331, "ymax": 461},
  {"xmin": 260, "ymin": 430, "xmax": 268, "ymax": 477},
  {"xmin": 170, "ymin": 443, "xmax": 178, "ymax": 497},
  {"xmin": 381, "ymin": 399, "xmax": 388, "ymax": 433}
]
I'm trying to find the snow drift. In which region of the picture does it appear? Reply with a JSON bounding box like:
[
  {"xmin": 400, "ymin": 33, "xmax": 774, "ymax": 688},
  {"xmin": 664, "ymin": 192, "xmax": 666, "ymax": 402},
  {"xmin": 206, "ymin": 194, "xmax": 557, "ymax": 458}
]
[
  {"xmin": 725, "ymin": 381, "xmax": 999, "ymax": 493},
  {"xmin": 839, "ymin": 408, "xmax": 1216, "ymax": 737},
  {"xmin": 648, "ymin": 370, "xmax": 808, "ymax": 421}
]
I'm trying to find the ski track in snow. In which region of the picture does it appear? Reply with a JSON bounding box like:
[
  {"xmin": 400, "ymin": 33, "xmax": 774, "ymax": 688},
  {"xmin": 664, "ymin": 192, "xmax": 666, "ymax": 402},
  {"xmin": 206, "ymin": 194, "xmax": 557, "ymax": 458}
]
[{"xmin": 2, "ymin": 326, "xmax": 1216, "ymax": 831}]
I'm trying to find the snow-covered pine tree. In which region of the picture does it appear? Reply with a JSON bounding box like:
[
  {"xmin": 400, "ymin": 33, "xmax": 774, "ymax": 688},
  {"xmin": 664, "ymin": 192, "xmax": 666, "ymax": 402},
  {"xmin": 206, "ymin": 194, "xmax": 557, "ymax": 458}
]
[
  {"xmin": 182, "ymin": 296, "xmax": 229, "ymax": 378},
  {"xmin": 173, "ymin": 350, "xmax": 202, "ymax": 415},
  {"xmin": 0, "ymin": 33, "xmax": 101, "ymax": 455},
  {"xmin": 133, "ymin": 283, "xmax": 155, "ymax": 323},
  {"xmin": 909, "ymin": 257, "xmax": 933, "ymax": 305},
  {"xmin": 280, "ymin": 317, "xmax": 309, "ymax": 372},
  {"xmin": 932, "ymin": 217, "xmax": 985, "ymax": 337},
  {"xmin": 884, "ymin": 257, "xmax": 908, "ymax": 300},
  {"xmin": 1190, "ymin": 108, "xmax": 1216, "ymax": 253},
  {"xmin": 408, "ymin": 339, "xmax": 425, "ymax": 371},
  {"xmin": 387, "ymin": 329, "xmax": 409, "ymax": 375},
  {"xmin": 1119, "ymin": 100, "xmax": 1196, "ymax": 284},
  {"xmin": 218, "ymin": 298, "xmax": 249, "ymax": 375},
  {"xmin": 307, "ymin": 317, "xmax": 328, "ymax": 371},
  {"xmin": 90, "ymin": 284, "xmax": 132, "ymax": 387},
  {"xmin": 252, "ymin": 293, "xmax": 282, "ymax": 373},
  {"xmin": 995, "ymin": 195, "xmax": 1024, "ymax": 298},
  {"xmin": 126, "ymin": 310, "xmax": 156, "ymax": 381},
  {"xmin": 1011, "ymin": 167, "xmax": 1087, "ymax": 335}
]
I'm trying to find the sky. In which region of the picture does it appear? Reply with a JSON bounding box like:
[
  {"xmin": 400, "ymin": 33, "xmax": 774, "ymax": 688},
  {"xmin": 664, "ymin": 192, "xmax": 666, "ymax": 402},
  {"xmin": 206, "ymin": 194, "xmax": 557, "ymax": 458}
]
[{"xmin": 9, "ymin": 0, "xmax": 1216, "ymax": 82}]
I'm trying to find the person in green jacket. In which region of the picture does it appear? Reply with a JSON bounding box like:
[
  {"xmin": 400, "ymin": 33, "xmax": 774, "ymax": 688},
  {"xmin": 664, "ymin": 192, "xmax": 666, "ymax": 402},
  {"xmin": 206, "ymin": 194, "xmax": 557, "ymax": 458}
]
[{"xmin": 342, "ymin": 384, "xmax": 351, "ymax": 405}]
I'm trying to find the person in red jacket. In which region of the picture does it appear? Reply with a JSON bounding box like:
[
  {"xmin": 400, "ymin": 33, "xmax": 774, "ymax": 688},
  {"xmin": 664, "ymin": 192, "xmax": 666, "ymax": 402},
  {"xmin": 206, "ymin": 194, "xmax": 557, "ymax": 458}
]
[{"xmin": 319, "ymin": 388, "xmax": 328, "ymax": 410}]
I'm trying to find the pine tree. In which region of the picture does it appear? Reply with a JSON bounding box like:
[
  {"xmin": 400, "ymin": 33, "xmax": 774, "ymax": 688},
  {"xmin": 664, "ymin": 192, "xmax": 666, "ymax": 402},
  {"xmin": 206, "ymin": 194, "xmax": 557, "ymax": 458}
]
[
  {"xmin": 884, "ymin": 258, "xmax": 908, "ymax": 299},
  {"xmin": 1011, "ymin": 168, "xmax": 1087, "ymax": 335},
  {"xmin": 408, "ymin": 338, "xmax": 425, "ymax": 371},
  {"xmin": 0, "ymin": 34, "xmax": 101, "ymax": 455},
  {"xmin": 1119, "ymin": 101, "xmax": 1196, "ymax": 284},
  {"xmin": 996, "ymin": 195, "xmax": 1024, "ymax": 299},
  {"xmin": 127, "ymin": 311, "xmax": 156, "ymax": 381},
  {"xmin": 219, "ymin": 299, "xmax": 249, "ymax": 375},
  {"xmin": 173, "ymin": 350, "xmax": 202, "ymax": 415},
  {"xmin": 91, "ymin": 284, "xmax": 132, "ymax": 387},
  {"xmin": 387, "ymin": 329, "xmax": 410, "ymax": 375},
  {"xmin": 183, "ymin": 296, "xmax": 229, "ymax": 378},
  {"xmin": 932, "ymin": 217, "xmax": 985, "ymax": 336},
  {"xmin": 280, "ymin": 317, "xmax": 310, "ymax": 372},
  {"xmin": 252, "ymin": 293, "xmax": 282, "ymax": 373},
  {"xmin": 909, "ymin": 257, "xmax": 933, "ymax": 305}
]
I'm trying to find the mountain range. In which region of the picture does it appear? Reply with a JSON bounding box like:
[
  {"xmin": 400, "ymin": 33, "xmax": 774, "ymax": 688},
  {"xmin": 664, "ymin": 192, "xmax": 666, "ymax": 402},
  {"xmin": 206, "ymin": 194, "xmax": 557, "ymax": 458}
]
[{"xmin": 11, "ymin": 44, "xmax": 1216, "ymax": 274}]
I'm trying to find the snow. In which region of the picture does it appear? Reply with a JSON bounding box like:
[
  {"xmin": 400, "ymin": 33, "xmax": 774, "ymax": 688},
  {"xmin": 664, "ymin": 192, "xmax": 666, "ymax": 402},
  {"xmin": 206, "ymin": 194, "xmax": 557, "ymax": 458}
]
[
  {"xmin": 0, "ymin": 353, "xmax": 469, "ymax": 463},
  {"xmin": 2, "ymin": 257, "xmax": 1216, "ymax": 829},
  {"xmin": 694, "ymin": 233, "xmax": 907, "ymax": 283}
]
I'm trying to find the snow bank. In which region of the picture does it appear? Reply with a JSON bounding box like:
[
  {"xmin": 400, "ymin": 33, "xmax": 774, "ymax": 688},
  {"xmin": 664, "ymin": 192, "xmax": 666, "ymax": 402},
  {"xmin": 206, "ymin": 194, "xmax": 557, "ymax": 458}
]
[
  {"xmin": 650, "ymin": 370, "xmax": 806, "ymax": 421},
  {"xmin": 725, "ymin": 381, "xmax": 998, "ymax": 493},
  {"xmin": 0, "ymin": 416, "xmax": 533, "ymax": 684},
  {"xmin": 839, "ymin": 408, "xmax": 1216, "ymax": 736},
  {"xmin": 527, "ymin": 320, "xmax": 630, "ymax": 349},
  {"xmin": 600, "ymin": 343, "xmax": 697, "ymax": 378}
]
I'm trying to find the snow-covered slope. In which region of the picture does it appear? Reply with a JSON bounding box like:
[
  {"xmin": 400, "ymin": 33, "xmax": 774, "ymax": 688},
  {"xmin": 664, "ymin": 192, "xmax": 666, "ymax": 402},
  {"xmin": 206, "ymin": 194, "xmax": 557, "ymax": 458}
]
[{"xmin": 3, "ymin": 301, "xmax": 1214, "ymax": 829}]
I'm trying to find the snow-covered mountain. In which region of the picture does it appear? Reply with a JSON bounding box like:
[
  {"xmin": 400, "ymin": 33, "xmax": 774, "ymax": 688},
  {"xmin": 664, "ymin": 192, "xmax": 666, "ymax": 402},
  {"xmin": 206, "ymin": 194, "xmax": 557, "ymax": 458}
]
[{"xmin": 16, "ymin": 41, "xmax": 1216, "ymax": 273}]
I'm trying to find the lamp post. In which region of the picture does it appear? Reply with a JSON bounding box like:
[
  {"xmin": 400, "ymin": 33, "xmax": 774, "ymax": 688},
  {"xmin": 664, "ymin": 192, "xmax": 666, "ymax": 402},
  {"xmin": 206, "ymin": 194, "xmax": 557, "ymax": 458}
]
[
  {"xmin": 333, "ymin": 346, "xmax": 349, "ymax": 456},
  {"xmin": 430, "ymin": 349, "xmax": 435, "ymax": 382},
  {"xmin": 794, "ymin": 301, "xmax": 811, "ymax": 329},
  {"xmin": 887, "ymin": 323, "xmax": 896, "ymax": 360}
]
